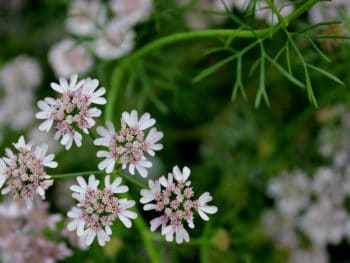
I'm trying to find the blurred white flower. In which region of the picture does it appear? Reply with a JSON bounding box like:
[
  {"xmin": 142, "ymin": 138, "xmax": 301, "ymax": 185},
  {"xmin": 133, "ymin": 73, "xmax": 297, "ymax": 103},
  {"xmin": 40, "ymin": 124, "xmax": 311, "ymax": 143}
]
[
  {"xmin": 67, "ymin": 174, "xmax": 136, "ymax": 246},
  {"xmin": 94, "ymin": 110, "xmax": 163, "ymax": 177},
  {"xmin": 0, "ymin": 55, "xmax": 42, "ymax": 92},
  {"xmin": 308, "ymin": 0, "xmax": 350, "ymax": 24},
  {"xmin": 288, "ymin": 246, "xmax": 329, "ymax": 263},
  {"xmin": 48, "ymin": 38, "xmax": 94, "ymax": 78},
  {"xmin": 65, "ymin": 0, "xmax": 107, "ymax": 37},
  {"xmin": 0, "ymin": 198, "xmax": 71, "ymax": 263},
  {"xmin": 177, "ymin": 0, "xmax": 234, "ymax": 30},
  {"xmin": 140, "ymin": 166, "xmax": 218, "ymax": 244},
  {"xmin": 299, "ymin": 201, "xmax": 347, "ymax": 246},
  {"xmin": 92, "ymin": 19, "xmax": 135, "ymax": 60},
  {"xmin": 267, "ymin": 169, "xmax": 310, "ymax": 216},
  {"xmin": 109, "ymin": 0, "xmax": 153, "ymax": 26},
  {"xmin": 312, "ymin": 167, "xmax": 345, "ymax": 205}
]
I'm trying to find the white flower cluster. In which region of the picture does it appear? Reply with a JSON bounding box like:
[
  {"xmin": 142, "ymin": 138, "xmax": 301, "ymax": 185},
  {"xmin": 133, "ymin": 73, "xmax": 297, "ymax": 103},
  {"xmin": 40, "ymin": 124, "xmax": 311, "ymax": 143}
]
[
  {"xmin": 308, "ymin": 0, "xmax": 350, "ymax": 25},
  {"xmin": 0, "ymin": 136, "xmax": 57, "ymax": 200},
  {"xmin": 0, "ymin": 198, "xmax": 71, "ymax": 263},
  {"xmin": 36, "ymin": 74, "xmax": 106, "ymax": 150},
  {"xmin": 317, "ymin": 105, "xmax": 350, "ymax": 169},
  {"xmin": 263, "ymin": 167, "xmax": 350, "ymax": 263},
  {"xmin": 49, "ymin": 0, "xmax": 154, "ymax": 77},
  {"xmin": 0, "ymin": 55, "xmax": 42, "ymax": 132},
  {"xmin": 94, "ymin": 111, "xmax": 163, "ymax": 177},
  {"xmin": 140, "ymin": 166, "xmax": 218, "ymax": 243}
]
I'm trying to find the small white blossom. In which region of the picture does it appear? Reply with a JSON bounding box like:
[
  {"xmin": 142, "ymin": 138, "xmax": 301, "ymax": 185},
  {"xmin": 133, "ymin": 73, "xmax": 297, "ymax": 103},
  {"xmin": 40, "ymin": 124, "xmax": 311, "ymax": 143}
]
[
  {"xmin": 109, "ymin": 0, "xmax": 153, "ymax": 26},
  {"xmin": 0, "ymin": 136, "xmax": 57, "ymax": 200},
  {"xmin": 308, "ymin": 0, "xmax": 350, "ymax": 24},
  {"xmin": 312, "ymin": 167, "xmax": 345, "ymax": 205},
  {"xmin": 48, "ymin": 38, "xmax": 94, "ymax": 78},
  {"xmin": 0, "ymin": 55, "xmax": 41, "ymax": 92},
  {"xmin": 67, "ymin": 174, "xmax": 137, "ymax": 246},
  {"xmin": 267, "ymin": 169, "xmax": 310, "ymax": 216},
  {"xmin": 65, "ymin": 0, "xmax": 107, "ymax": 37},
  {"xmin": 92, "ymin": 19, "xmax": 135, "ymax": 60},
  {"xmin": 36, "ymin": 74, "xmax": 106, "ymax": 150},
  {"xmin": 94, "ymin": 110, "xmax": 163, "ymax": 177},
  {"xmin": 299, "ymin": 201, "xmax": 347, "ymax": 246},
  {"xmin": 140, "ymin": 166, "xmax": 218, "ymax": 244}
]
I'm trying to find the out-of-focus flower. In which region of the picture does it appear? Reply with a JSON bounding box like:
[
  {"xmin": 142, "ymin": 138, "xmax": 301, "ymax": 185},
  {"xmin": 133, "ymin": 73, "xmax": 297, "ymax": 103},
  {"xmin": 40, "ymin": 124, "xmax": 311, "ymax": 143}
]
[
  {"xmin": 91, "ymin": 19, "xmax": 135, "ymax": 60},
  {"xmin": 48, "ymin": 38, "xmax": 94, "ymax": 78},
  {"xmin": 0, "ymin": 198, "xmax": 71, "ymax": 263},
  {"xmin": 109, "ymin": 0, "xmax": 153, "ymax": 26},
  {"xmin": 140, "ymin": 166, "xmax": 218, "ymax": 244},
  {"xmin": 267, "ymin": 169, "xmax": 310, "ymax": 216},
  {"xmin": 0, "ymin": 55, "xmax": 42, "ymax": 131},
  {"xmin": 177, "ymin": 0, "xmax": 234, "ymax": 30},
  {"xmin": 65, "ymin": 0, "xmax": 107, "ymax": 37},
  {"xmin": 0, "ymin": 136, "xmax": 57, "ymax": 200},
  {"xmin": 312, "ymin": 167, "xmax": 345, "ymax": 205},
  {"xmin": 288, "ymin": 246, "xmax": 329, "ymax": 263},
  {"xmin": 299, "ymin": 201, "xmax": 347, "ymax": 246},
  {"xmin": 0, "ymin": 55, "xmax": 42, "ymax": 92},
  {"xmin": 94, "ymin": 110, "xmax": 163, "ymax": 177},
  {"xmin": 67, "ymin": 174, "xmax": 137, "ymax": 246},
  {"xmin": 308, "ymin": 0, "xmax": 350, "ymax": 25},
  {"xmin": 36, "ymin": 74, "xmax": 106, "ymax": 150}
]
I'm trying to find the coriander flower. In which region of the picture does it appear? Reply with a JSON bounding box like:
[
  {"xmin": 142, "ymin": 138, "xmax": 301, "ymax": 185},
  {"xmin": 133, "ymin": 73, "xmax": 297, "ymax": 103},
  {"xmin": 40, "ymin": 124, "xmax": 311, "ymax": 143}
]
[
  {"xmin": 0, "ymin": 136, "xmax": 57, "ymax": 200},
  {"xmin": 36, "ymin": 74, "xmax": 106, "ymax": 150},
  {"xmin": 48, "ymin": 38, "xmax": 94, "ymax": 78},
  {"xmin": 91, "ymin": 19, "xmax": 135, "ymax": 60},
  {"xmin": 140, "ymin": 166, "xmax": 218, "ymax": 244},
  {"xmin": 65, "ymin": 0, "xmax": 107, "ymax": 37},
  {"xmin": 109, "ymin": 0, "xmax": 153, "ymax": 26},
  {"xmin": 67, "ymin": 174, "xmax": 137, "ymax": 246},
  {"xmin": 94, "ymin": 110, "xmax": 163, "ymax": 177}
]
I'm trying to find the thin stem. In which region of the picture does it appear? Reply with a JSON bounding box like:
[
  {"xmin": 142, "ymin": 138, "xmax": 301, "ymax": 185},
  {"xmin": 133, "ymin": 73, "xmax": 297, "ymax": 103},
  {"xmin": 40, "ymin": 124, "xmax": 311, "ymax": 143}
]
[
  {"xmin": 266, "ymin": 0, "xmax": 287, "ymax": 26},
  {"xmin": 125, "ymin": 29, "xmax": 269, "ymax": 63},
  {"xmin": 285, "ymin": 0, "xmax": 320, "ymax": 24},
  {"xmin": 115, "ymin": 178, "xmax": 159, "ymax": 263},
  {"xmin": 51, "ymin": 170, "xmax": 103, "ymax": 179}
]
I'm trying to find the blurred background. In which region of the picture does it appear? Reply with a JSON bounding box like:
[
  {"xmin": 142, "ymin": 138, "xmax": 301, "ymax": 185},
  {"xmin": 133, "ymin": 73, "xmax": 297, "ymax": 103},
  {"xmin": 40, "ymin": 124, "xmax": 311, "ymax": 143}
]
[{"xmin": 1, "ymin": 0, "xmax": 350, "ymax": 262}]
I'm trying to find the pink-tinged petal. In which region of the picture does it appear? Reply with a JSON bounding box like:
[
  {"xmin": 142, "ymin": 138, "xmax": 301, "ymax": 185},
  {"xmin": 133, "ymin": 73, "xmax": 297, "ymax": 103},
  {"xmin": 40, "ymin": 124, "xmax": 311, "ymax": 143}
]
[
  {"xmin": 119, "ymin": 214, "xmax": 132, "ymax": 228},
  {"xmin": 83, "ymin": 229, "xmax": 96, "ymax": 246},
  {"xmin": 97, "ymin": 230, "xmax": 110, "ymax": 246}
]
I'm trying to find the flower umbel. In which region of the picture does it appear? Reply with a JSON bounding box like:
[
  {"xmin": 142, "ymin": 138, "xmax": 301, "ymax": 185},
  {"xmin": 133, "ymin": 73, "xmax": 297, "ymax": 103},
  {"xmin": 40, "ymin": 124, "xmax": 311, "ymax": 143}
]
[
  {"xmin": 36, "ymin": 74, "xmax": 106, "ymax": 150},
  {"xmin": 94, "ymin": 110, "xmax": 163, "ymax": 177},
  {"xmin": 140, "ymin": 166, "xmax": 218, "ymax": 244},
  {"xmin": 67, "ymin": 174, "xmax": 137, "ymax": 246},
  {"xmin": 0, "ymin": 136, "xmax": 57, "ymax": 200}
]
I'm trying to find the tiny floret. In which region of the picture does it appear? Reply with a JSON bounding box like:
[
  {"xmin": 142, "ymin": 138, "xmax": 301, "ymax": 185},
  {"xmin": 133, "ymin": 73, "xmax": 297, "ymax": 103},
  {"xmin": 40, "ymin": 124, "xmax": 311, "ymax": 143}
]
[
  {"xmin": 67, "ymin": 174, "xmax": 137, "ymax": 246},
  {"xmin": 0, "ymin": 136, "xmax": 57, "ymax": 200},
  {"xmin": 36, "ymin": 74, "xmax": 106, "ymax": 150},
  {"xmin": 94, "ymin": 110, "xmax": 163, "ymax": 177},
  {"xmin": 140, "ymin": 166, "xmax": 218, "ymax": 244}
]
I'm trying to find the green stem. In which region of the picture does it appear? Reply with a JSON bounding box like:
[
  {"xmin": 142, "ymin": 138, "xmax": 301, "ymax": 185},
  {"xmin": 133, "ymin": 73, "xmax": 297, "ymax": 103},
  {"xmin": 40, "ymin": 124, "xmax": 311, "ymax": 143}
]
[
  {"xmin": 105, "ymin": 66, "xmax": 124, "ymax": 122},
  {"xmin": 285, "ymin": 0, "xmax": 320, "ymax": 24},
  {"xmin": 118, "ymin": 184, "xmax": 159, "ymax": 263}
]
